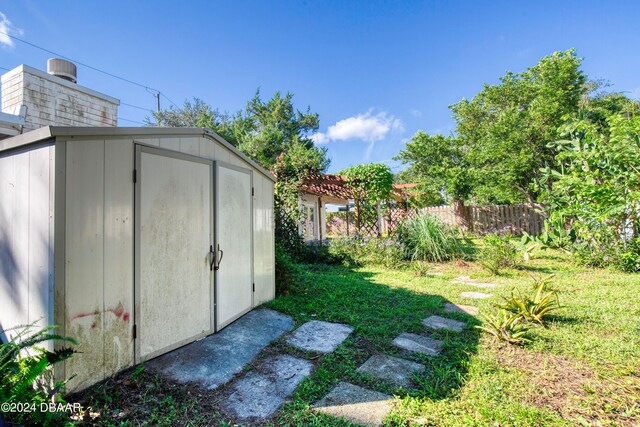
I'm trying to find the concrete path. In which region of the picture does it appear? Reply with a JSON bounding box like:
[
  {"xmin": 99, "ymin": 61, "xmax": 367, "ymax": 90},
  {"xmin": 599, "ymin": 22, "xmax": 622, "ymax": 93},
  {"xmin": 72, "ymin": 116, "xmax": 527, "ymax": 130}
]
[
  {"xmin": 286, "ymin": 320, "xmax": 354, "ymax": 353},
  {"xmin": 314, "ymin": 382, "xmax": 393, "ymax": 427},
  {"xmin": 452, "ymin": 275, "xmax": 497, "ymax": 288},
  {"xmin": 392, "ymin": 332, "xmax": 442, "ymax": 356},
  {"xmin": 148, "ymin": 308, "xmax": 293, "ymax": 390},
  {"xmin": 356, "ymin": 354, "xmax": 424, "ymax": 389},
  {"xmin": 460, "ymin": 291, "xmax": 493, "ymax": 299},
  {"xmin": 423, "ymin": 315, "xmax": 466, "ymax": 332},
  {"xmin": 220, "ymin": 354, "xmax": 313, "ymax": 421},
  {"xmin": 443, "ymin": 302, "xmax": 479, "ymax": 316}
]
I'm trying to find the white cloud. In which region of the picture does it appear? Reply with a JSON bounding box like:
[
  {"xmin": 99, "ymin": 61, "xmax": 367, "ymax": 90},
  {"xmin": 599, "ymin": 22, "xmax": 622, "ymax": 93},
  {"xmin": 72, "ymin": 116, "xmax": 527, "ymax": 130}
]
[
  {"xmin": 325, "ymin": 111, "xmax": 403, "ymax": 143},
  {"xmin": 0, "ymin": 12, "xmax": 22, "ymax": 48},
  {"xmin": 310, "ymin": 131, "xmax": 329, "ymax": 145}
]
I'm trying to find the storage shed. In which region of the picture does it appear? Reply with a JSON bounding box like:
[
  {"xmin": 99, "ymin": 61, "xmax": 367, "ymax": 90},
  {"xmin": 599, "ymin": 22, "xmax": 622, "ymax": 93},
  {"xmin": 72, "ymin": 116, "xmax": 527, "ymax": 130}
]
[{"xmin": 0, "ymin": 126, "xmax": 275, "ymax": 391}]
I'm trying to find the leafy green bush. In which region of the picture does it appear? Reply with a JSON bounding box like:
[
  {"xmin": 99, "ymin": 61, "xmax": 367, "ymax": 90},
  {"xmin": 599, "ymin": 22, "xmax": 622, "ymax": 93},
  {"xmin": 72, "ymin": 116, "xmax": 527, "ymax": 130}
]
[
  {"xmin": 479, "ymin": 229, "xmax": 519, "ymax": 274},
  {"xmin": 498, "ymin": 275, "xmax": 560, "ymax": 326},
  {"xmin": 1, "ymin": 324, "xmax": 76, "ymax": 427},
  {"xmin": 297, "ymin": 241, "xmax": 340, "ymax": 265},
  {"xmin": 476, "ymin": 310, "xmax": 531, "ymax": 345},
  {"xmin": 328, "ymin": 235, "xmax": 407, "ymax": 268},
  {"xmin": 397, "ymin": 213, "xmax": 461, "ymax": 262},
  {"xmin": 521, "ymin": 216, "xmax": 575, "ymax": 260},
  {"xmin": 572, "ymin": 237, "xmax": 640, "ymax": 273},
  {"xmin": 275, "ymin": 242, "xmax": 297, "ymax": 294}
]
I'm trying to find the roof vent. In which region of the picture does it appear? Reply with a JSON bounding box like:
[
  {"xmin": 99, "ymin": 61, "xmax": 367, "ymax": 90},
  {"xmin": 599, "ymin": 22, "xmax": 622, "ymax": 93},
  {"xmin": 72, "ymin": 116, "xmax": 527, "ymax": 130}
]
[{"xmin": 47, "ymin": 58, "xmax": 77, "ymax": 83}]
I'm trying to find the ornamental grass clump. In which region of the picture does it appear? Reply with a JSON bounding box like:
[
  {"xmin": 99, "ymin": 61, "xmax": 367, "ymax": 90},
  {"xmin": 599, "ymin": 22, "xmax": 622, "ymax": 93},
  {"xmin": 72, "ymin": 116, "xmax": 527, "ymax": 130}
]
[{"xmin": 397, "ymin": 213, "xmax": 462, "ymax": 262}]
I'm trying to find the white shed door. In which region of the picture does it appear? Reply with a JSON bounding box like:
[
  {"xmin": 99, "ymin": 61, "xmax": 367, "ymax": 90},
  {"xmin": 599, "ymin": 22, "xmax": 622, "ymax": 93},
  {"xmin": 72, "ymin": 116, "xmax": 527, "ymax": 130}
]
[
  {"xmin": 136, "ymin": 146, "xmax": 213, "ymax": 360},
  {"xmin": 215, "ymin": 164, "xmax": 253, "ymax": 329}
]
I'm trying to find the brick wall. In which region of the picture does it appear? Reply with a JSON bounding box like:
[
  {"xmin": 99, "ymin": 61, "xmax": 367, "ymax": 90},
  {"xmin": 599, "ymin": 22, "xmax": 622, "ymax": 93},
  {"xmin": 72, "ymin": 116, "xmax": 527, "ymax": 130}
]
[{"xmin": 1, "ymin": 65, "xmax": 119, "ymax": 131}]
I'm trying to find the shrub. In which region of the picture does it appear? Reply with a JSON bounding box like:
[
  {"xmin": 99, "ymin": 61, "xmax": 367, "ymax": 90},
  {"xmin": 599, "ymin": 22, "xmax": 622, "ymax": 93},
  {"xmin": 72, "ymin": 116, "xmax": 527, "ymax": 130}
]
[
  {"xmin": 275, "ymin": 242, "xmax": 297, "ymax": 294},
  {"xmin": 498, "ymin": 275, "xmax": 560, "ymax": 326},
  {"xmin": 328, "ymin": 235, "xmax": 407, "ymax": 268},
  {"xmin": 0, "ymin": 324, "xmax": 76, "ymax": 427},
  {"xmin": 479, "ymin": 229, "xmax": 519, "ymax": 274},
  {"xmin": 297, "ymin": 241, "xmax": 340, "ymax": 265},
  {"xmin": 572, "ymin": 237, "xmax": 640, "ymax": 273},
  {"xmin": 475, "ymin": 310, "xmax": 531, "ymax": 345},
  {"xmin": 397, "ymin": 213, "xmax": 461, "ymax": 262}
]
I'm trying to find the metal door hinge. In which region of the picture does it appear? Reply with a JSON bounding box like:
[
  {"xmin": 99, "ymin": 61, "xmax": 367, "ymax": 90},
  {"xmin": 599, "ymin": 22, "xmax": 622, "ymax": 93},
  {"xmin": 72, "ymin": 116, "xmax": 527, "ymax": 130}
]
[
  {"xmin": 252, "ymin": 187, "xmax": 255, "ymax": 196},
  {"xmin": 133, "ymin": 324, "xmax": 137, "ymax": 339},
  {"xmin": 252, "ymin": 283, "xmax": 255, "ymax": 292},
  {"xmin": 133, "ymin": 169, "xmax": 137, "ymax": 183}
]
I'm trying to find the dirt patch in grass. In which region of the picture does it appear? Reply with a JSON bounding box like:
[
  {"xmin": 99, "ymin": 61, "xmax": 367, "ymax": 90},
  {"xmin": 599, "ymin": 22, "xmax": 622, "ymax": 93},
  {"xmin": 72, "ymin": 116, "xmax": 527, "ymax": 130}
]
[{"xmin": 494, "ymin": 345, "xmax": 640, "ymax": 426}]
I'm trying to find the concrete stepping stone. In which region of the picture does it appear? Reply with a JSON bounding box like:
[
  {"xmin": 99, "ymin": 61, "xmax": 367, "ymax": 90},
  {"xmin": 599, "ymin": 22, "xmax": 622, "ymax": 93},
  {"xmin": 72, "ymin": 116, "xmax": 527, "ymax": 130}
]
[
  {"xmin": 452, "ymin": 275, "xmax": 496, "ymax": 288},
  {"xmin": 356, "ymin": 354, "xmax": 424, "ymax": 389},
  {"xmin": 423, "ymin": 315, "xmax": 466, "ymax": 332},
  {"xmin": 443, "ymin": 302, "xmax": 479, "ymax": 316},
  {"xmin": 466, "ymin": 282, "xmax": 497, "ymax": 288},
  {"xmin": 148, "ymin": 308, "xmax": 293, "ymax": 389},
  {"xmin": 286, "ymin": 320, "xmax": 354, "ymax": 353},
  {"xmin": 314, "ymin": 382, "xmax": 393, "ymax": 427},
  {"xmin": 221, "ymin": 354, "xmax": 313, "ymax": 420},
  {"xmin": 461, "ymin": 291, "xmax": 492, "ymax": 299},
  {"xmin": 392, "ymin": 332, "xmax": 442, "ymax": 356}
]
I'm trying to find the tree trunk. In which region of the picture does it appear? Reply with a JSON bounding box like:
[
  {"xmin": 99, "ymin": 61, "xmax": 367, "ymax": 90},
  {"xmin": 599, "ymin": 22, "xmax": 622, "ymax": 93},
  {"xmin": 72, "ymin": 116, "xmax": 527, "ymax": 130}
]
[{"xmin": 453, "ymin": 198, "xmax": 471, "ymax": 232}]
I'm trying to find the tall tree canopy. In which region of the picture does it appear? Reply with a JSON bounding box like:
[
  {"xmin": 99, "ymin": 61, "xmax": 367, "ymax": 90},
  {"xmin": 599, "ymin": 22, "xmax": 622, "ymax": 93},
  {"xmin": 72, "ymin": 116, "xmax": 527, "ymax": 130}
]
[
  {"xmin": 147, "ymin": 90, "xmax": 328, "ymax": 174},
  {"xmin": 451, "ymin": 49, "xmax": 586, "ymax": 204},
  {"xmin": 395, "ymin": 133, "xmax": 472, "ymax": 206},
  {"xmin": 396, "ymin": 49, "xmax": 588, "ymax": 207}
]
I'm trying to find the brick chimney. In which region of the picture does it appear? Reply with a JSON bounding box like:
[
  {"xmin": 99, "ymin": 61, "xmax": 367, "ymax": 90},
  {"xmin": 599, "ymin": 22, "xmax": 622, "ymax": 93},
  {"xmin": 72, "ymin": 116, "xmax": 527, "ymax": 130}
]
[{"xmin": 1, "ymin": 59, "xmax": 120, "ymax": 132}]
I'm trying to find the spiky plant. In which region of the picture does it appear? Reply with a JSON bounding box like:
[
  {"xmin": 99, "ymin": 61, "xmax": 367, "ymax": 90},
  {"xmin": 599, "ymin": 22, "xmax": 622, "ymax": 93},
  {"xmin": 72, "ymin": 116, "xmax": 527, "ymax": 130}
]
[
  {"xmin": 498, "ymin": 275, "xmax": 560, "ymax": 326},
  {"xmin": 476, "ymin": 310, "xmax": 531, "ymax": 345}
]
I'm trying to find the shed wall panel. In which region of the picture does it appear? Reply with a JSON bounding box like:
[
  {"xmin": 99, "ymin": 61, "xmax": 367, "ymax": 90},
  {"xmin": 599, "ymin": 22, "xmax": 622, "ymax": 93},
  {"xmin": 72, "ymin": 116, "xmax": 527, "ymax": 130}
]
[
  {"xmin": 253, "ymin": 176, "xmax": 275, "ymax": 305},
  {"xmin": 12, "ymin": 152, "xmax": 29, "ymax": 328},
  {"xmin": 64, "ymin": 140, "xmax": 106, "ymax": 390},
  {"xmin": 179, "ymin": 137, "xmax": 200, "ymax": 156},
  {"xmin": 27, "ymin": 147, "xmax": 53, "ymax": 331},
  {"xmin": 0, "ymin": 146, "xmax": 54, "ymax": 344},
  {"xmin": 103, "ymin": 141, "xmax": 134, "ymax": 375}
]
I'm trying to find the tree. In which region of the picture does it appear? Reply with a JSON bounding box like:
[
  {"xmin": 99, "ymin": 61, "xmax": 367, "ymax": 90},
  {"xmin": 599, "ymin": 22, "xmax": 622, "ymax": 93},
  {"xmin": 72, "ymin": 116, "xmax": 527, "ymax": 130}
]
[
  {"xmin": 145, "ymin": 98, "xmax": 239, "ymax": 145},
  {"xmin": 541, "ymin": 110, "xmax": 640, "ymax": 271},
  {"xmin": 395, "ymin": 133, "xmax": 472, "ymax": 204},
  {"xmin": 451, "ymin": 49, "xmax": 587, "ymax": 205},
  {"xmin": 237, "ymin": 90, "xmax": 323, "ymax": 170}
]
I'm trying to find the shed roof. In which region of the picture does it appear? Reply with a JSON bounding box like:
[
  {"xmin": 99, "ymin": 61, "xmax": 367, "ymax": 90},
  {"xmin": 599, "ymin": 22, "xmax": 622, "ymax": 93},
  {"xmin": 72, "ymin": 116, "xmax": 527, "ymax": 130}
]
[{"xmin": 0, "ymin": 126, "xmax": 275, "ymax": 182}]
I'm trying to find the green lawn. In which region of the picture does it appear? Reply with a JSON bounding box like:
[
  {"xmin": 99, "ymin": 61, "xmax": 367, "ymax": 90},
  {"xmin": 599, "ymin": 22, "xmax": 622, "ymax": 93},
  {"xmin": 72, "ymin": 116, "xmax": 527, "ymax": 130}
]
[{"xmin": 268, "ymin": 251, "xmax": 640, "ymax": 426}]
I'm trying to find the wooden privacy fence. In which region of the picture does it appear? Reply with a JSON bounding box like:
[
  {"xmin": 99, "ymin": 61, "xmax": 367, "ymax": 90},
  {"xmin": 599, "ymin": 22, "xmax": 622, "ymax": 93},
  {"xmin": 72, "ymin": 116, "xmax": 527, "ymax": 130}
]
[{"xmin": 417, "ymin": 204, "xmax": 544, "ymax": 235}]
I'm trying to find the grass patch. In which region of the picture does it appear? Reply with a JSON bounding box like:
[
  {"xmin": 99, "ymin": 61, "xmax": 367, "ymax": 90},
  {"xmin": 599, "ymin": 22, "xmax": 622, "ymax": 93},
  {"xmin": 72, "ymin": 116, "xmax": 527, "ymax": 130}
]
[
  {"xmin": 68, "ymin": 249, "xmax": 639, "ymax": 426},
  {"xmin": 269, "ymin": 252, "xmax": 640, "ymax": 426}
]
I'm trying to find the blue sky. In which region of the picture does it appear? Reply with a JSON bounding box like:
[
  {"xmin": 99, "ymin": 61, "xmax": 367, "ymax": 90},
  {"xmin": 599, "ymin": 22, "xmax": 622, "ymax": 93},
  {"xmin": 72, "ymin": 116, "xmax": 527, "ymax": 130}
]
[{"xmin": 1, "ymin": 1, "xmax": 639, "ymax": 173}]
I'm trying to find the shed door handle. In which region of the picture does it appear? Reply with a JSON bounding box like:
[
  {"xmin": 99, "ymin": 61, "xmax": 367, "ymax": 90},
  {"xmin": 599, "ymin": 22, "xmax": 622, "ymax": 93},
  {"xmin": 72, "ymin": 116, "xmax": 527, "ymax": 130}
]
[
  {"xmin": 216, "ymin": 244, "xmax": 224, "ymax": 271},
  {"xmin": 209, "ymin": 245, "xmax": 215, "ymax": 271}
]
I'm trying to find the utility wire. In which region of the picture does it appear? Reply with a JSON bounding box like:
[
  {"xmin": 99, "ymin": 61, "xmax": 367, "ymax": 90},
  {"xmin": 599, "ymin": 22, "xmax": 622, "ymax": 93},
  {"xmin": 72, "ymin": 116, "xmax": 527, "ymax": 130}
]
[
  {"xmin": 0, "ymin": 33, "xmax": 184, "ymax": 115},
  {"xmin": 160, "ymin": 92, "xmax": 179, "ymax": 109},
  {"xmin": 0, "ymin": 30, "xmax": 160, "ymax": 94},
  {"xmin": 119, "ymin": 117, "xmax": 146, "ymax": 125},
  {"xmin": 121, "ymin": 101, "xmax": 154, "ymax": 113}
]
